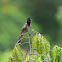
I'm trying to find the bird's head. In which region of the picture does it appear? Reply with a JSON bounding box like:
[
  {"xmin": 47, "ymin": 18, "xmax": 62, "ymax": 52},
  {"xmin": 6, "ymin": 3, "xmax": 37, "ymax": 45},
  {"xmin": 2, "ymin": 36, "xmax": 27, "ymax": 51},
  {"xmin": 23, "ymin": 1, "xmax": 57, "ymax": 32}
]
[
  {"xmin": 27, "ymin": 17, "xmax": 32, "ymax": 25},
  {"xmin": 27, "ymin": 17, "xmax": 32, "ymax": 23}
]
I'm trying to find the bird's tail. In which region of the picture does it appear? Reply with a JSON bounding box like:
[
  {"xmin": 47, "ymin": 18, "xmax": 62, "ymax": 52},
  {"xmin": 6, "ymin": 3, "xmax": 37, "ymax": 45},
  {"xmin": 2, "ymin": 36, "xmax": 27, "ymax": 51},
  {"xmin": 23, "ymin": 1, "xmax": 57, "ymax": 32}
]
[{"xmin": 18, "ymin": 34, "xmax": 24, "ymax": 43}]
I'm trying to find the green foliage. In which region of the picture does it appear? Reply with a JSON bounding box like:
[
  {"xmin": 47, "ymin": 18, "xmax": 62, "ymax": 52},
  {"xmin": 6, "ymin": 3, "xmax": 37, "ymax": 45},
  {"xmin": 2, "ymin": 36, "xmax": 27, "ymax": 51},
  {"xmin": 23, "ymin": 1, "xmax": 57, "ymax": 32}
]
[
  {"xmin": 52, "ymin": 45, "xmax": 62, "ymax": 62},
  {"xmin": 32, "ymin": 33, "xmax": 50, "ymax": 55},
  {"xmin": 36, "ymin": 56, "xmax": 42, "ymax": 62},
  {"xmin": 32, "ymin": 33, "xmax": 50, "ymax": 62},
  {"xmin": 1, "ymin": 0, "xmax": 62, "ymax": 61},
  {"xmin": 60, "ymin": 48, "xmax": 62, "ymax": 62},
  {"xmin": 7, "ymin": 33, "xmax": 62, "ymax": 62},
  {"xmin": 8, "ymin": 44, "xmax": 24, "ymax": 62}
]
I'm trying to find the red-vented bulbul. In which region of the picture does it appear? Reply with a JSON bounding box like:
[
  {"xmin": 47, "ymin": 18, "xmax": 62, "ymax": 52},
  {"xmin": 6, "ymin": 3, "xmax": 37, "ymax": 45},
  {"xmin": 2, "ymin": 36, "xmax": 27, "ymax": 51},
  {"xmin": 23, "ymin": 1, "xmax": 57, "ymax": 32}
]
[{"xmin": 18, "ymin": 17, "xmax": 32, "ymax": 43}]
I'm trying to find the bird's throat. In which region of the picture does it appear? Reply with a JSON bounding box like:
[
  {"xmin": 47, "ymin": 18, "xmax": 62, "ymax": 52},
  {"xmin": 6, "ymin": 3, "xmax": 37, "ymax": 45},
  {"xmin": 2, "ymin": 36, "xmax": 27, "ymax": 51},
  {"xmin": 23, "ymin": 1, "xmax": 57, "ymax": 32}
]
[{"xmin": 27, "ymin": 22, "xmax": 30, "ymax": 26}]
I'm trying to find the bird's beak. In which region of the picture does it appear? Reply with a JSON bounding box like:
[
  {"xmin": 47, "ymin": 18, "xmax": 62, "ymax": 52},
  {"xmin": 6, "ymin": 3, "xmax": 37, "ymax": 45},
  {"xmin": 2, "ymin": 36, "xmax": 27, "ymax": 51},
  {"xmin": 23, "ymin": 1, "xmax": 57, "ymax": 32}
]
[{"xmin": 30, "ymin": 19, "xmax": 32, "ymax": 22}]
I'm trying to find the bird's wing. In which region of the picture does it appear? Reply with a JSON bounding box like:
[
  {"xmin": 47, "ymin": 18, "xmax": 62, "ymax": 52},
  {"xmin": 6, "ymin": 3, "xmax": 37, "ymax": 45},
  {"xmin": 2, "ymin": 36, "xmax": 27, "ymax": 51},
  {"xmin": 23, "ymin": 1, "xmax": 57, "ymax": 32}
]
[{"xmin": 21, "ymin": 23, "xmax": 28, "ymax": 34}]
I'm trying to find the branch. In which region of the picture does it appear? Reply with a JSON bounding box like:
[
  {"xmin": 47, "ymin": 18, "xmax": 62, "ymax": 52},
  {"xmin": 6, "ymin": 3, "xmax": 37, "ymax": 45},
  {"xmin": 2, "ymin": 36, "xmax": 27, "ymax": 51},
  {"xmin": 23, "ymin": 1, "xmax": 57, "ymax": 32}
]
[
  {"xmin": 20, "ymin": 42, "xmax": 29, "ymax": 46},
  {"xmin": 17, "ymin": 29, "xmax": 37, "ymax": 44},
  {"xmin": 28, "ymin": 37, "xmax": 31, "ymax": 62},
  {"xmin": 17, "ymin": 30, "xmax": 38, "ymax": 62},
  {"xmin": 25, "ymin": 47, "xmax": 29, "ymax": 62},
  {"xmin": 30, "ymin": 53, "xmax": 38, "ymax": 56},
  {"xmin": 17, "ymin": 37, "xmax": 29, "ymax": 44}
]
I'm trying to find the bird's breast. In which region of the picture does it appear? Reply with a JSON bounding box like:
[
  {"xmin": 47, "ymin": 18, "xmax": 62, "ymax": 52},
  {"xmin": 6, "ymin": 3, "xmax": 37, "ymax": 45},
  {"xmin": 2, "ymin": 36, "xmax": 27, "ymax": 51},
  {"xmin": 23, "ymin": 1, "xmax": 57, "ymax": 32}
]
[{"xmin": 27, "ymin": 26, "xmax": 31, "ymax": 30}]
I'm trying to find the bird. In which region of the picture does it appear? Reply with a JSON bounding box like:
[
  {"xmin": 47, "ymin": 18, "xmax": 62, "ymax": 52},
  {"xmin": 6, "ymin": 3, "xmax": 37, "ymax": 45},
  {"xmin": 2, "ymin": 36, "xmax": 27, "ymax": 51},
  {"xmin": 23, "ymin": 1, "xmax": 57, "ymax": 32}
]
[{"xmin": 18, "ymin": 17, "xmax": 32, "ymax": 43}]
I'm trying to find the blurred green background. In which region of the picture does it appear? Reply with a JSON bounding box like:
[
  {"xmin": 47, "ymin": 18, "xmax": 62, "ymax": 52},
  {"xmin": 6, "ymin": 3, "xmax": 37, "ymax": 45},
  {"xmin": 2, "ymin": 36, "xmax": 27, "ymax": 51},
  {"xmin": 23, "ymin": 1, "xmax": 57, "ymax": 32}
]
[{"xmin": 0, "ymin": 0, "xmax": 62, "ymax": 62}]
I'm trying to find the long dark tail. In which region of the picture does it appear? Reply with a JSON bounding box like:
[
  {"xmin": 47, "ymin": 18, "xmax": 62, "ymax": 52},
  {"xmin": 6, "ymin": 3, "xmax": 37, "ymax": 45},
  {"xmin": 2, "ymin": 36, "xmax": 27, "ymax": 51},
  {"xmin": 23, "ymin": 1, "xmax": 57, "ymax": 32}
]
[{"xmin": 18, "ymin": 34, "xmax": 24, "ymax": 43}]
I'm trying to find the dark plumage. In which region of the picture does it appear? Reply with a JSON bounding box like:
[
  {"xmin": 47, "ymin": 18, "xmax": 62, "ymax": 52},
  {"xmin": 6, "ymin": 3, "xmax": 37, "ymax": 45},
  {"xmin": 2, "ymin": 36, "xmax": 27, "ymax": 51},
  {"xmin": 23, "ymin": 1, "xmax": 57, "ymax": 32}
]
[{"xmin": 27, "ymin": 17, "xmax": 32, "ymax": 25}]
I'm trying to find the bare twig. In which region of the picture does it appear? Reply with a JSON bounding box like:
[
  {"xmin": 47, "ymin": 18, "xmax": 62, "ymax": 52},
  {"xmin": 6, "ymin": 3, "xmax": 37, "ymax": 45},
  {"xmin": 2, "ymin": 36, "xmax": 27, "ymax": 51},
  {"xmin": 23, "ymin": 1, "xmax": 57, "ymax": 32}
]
[
  {"xmin": 30, "ymin": 53, "xmax": 38, "ymax": 56},
  {"xmin": 41, "ymin": 50, "xmax": 52, "ymax": 57},
  {"xmin": 17, "ymin": 38, "xmax": 23, "ymax": 44},
  {"xmin": 20, "ymin": 42, "xmax": 29, "ymax": 46},
  {"xmin": 17, "ymin": 30, "xmax": 38, "ymax": 62},
  {"xmin": 25, "ymin": 47, "xmax": 29, "ymax": 62},
  {"xmin": 23, "ymin": 37, "xmax": 29, "ymax": 39},
  {"xmin": 28, "ymin": 37, "xmax": 31, "ymax": 62},
  {"xmin": 17, "ymin": 37, "xmax": 29, "ymax": 44},
  {"xmin": 17, "ymin": 29, "xmax": 37, "ymax": 44}
]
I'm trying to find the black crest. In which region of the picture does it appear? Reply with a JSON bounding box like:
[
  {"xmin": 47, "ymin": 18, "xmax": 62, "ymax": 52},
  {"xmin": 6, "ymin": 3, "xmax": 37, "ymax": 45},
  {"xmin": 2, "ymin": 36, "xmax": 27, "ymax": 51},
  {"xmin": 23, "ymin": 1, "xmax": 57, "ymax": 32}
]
[
  {"xmin": 27, "ymin": 17, "xmax": 32, "ymax": 26},
  {"xmin": 27, "ymin": 17, "xmax": 31, "ymax": 21}
]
